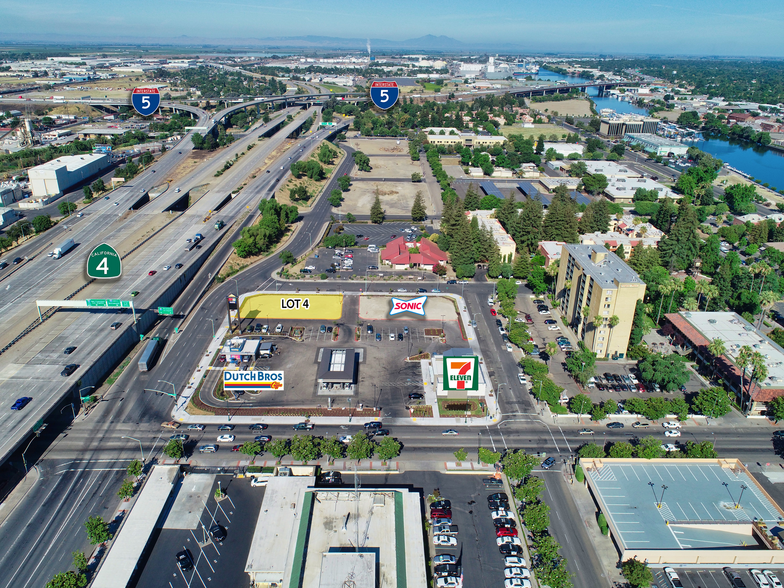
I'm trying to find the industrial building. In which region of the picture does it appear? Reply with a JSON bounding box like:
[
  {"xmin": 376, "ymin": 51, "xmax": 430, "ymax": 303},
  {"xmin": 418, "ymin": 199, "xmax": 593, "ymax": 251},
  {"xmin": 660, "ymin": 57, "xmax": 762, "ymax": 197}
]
[
  {"xmin": 466, "ymin": 210, "xmax": 516, "ymax": 261},
  {"xmin": 0, "ymin": 207, "xmax": 19, "ymax": 227},
  {"xmin": 663, "ymin": 311, "xmax": 784, "ymax": 414},
  {"xmin": 556, "ymin": 244, "xmax": 646, "ymax": 359},
  {"xmin": 599, "ymin": 114, "xmax": 660, "ymax": 137},
  {"xmin": 581, "ymin": 457, "xmax": 784, "ymax": 566},
  {"xmin": 29, "ymin": 153, "xmax": 111, "ymax": 198},
  {"xmin": 624, "ymin": 133, "xmax": 689, "ymax": 157},
  {"xmin": 244, "ymin": 477, "xmax": 427, "ymax": 588},
  {"xmin": 0, "ymin": 182, "xmax": 24, "ymax": 206}
]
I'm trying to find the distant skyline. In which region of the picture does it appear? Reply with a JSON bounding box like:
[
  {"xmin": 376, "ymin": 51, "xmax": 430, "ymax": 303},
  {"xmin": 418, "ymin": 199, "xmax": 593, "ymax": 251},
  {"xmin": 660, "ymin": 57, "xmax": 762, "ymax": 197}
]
[{"xmin": 2, "ymin": 0, "xmax": 784, "ymax": 57}]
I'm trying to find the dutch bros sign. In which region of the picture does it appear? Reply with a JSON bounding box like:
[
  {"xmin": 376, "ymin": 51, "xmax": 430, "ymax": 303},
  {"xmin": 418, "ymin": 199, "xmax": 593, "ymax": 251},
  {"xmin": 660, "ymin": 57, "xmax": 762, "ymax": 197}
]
[
  {"xmin": 389, "ymin": 295, "xmax": 427, "ymax": 316},
  {"xmin": 443, "ymin": 356, "xmax": 480, "ymax": 391},
  {"xmin": 131, "ymin": 87, "xmax": 161, "ymax": 116},
  {"xmin": 369, "ymin": 80, "xmax": 399, "ymax": 110},
  {"xmin": 224, "ymin": 370, "xmax": 285, "ymax": 391}
]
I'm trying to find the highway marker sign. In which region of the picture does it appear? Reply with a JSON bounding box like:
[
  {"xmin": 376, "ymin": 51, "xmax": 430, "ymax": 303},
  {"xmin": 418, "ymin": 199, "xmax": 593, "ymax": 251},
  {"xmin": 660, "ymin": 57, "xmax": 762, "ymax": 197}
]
[
  {"xmin": 369, "ymin": 80, "xmax": 399, "ymax": 110},
  {"xmin": 87, "ymin": 243, "xmax": 122, "ymax": 279},
  {"xmin": 131, "ymin": 87, "xmax": 160, "ymax": 117}
]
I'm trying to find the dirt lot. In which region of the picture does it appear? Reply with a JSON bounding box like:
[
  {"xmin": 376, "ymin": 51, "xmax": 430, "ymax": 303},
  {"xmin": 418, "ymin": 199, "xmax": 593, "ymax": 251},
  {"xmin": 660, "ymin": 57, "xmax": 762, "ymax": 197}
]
[
  {"xmin": 275, "ymin": 140, "xmax": 345, "ymax": 208},
  {"xmin": 527, "ymin": 99, "xmax": 593, "ymax": 117},
  {"xmin": 345, "ymin": 138, "xmax": 409, "ymax": 156},
  {"xmin": 341, "ymin": 182, "xmax": 431, "ymax": 216},
  {"xmin": 358, "ymin": 294, "xmax": 458, "ymax": 322},
  {"xmin": 352, "ymin": 156, "xmax": 422, "ymax": 178}
]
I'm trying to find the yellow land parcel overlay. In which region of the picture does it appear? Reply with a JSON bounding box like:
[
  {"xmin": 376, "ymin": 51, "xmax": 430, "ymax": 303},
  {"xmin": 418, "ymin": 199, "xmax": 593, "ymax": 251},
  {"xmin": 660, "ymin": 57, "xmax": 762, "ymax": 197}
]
[{"xmin": 240, "ymin": 293, "xmax": 343, "ymax": 320}]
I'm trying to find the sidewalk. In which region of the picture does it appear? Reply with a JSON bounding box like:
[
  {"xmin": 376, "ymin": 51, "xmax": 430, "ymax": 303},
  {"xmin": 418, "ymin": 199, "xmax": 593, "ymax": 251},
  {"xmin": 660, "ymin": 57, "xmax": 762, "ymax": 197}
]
[{"xmin": 170, "ymin": 291, "xmax": 502, "ymax": 427}]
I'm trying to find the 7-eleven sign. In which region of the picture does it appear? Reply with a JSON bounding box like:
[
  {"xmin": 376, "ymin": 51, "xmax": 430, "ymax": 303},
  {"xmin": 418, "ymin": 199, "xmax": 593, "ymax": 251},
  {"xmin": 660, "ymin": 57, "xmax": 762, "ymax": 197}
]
[{"xmin": 443, "ymin": 356, "xmax": 479, "ymax": 391}]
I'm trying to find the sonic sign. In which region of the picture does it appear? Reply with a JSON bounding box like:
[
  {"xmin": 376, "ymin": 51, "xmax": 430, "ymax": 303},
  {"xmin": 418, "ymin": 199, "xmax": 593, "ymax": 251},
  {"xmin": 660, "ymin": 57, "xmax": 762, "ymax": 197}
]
[
  {"xmin": 443, "ymin": 356, "xmax": 480, "ymax": 391},
  {"xmin": 224, "ymin": 370, "xmax": 284, "ymax": 392},
  {"xmin": 389, "ymin": 295, "xmax": 427, "ymax": 316}
]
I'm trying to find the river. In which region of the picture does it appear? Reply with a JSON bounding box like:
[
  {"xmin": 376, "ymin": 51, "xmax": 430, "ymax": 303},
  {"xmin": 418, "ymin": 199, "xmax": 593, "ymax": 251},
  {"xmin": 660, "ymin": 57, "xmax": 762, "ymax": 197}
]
[{"xmin": 535, "ymin": 69, "xmax": 784, "ymax": 188}]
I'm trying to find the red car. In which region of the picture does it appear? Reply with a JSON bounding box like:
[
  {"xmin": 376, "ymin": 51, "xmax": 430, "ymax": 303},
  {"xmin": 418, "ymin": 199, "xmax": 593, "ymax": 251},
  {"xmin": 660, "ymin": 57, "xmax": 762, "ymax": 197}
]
[
  {"xmin": 490, "ymin": 308, "xmax": 497, "ymax": 316},
  {"xmin": 637, "ymin": 383, "xmax": 647, "ymax": 393},
  {"xmin": 148, "ymin": 270, "xmax": 157, "ymax": 276},
  {"xmin": 232, "ymin": 445, "xmax": 242, "ymax": 451},
  {"xmin": 363, "ymin": 237, "xmax": 369, "ymax": 241},
  {"xmin": 497, "ymin": 527, "xmax": 519, "ymax": 537},
  {"xmin": 430, "ymin": 509, "xmax": 452, "ymax": 519}
]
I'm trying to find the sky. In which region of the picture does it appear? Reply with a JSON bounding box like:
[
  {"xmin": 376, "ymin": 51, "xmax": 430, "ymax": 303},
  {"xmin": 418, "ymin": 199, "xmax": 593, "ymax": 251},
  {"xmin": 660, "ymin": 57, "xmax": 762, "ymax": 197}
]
[{"xmin": 2, "ymin": 0, "xmax": 784, "ymax": 57}]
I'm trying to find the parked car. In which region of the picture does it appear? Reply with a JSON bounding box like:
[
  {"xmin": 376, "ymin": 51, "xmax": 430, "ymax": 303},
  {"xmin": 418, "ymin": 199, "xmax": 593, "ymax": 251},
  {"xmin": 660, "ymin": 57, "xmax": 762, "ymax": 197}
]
[
  {"xmin": 499, "ymin": 544, "xmax": 524, "ymax": 556},
  {"xmin": 497, "ymin": 527, "xmax": 518, "ymax": 537},
  {"xmin": 504, "ymin": 556, "xmax": 527, "ymax": 568},
  {"xmin": 176, "ymin": 549, "xmax": 193, "ymax": 571},
  {"xmin": 430, "ymin": 509, "xmax": 452, "ymax": 519},
  {"xmin": 434, "ymin": 563, "xmax": 460, "ymax": 578},
  {"xmin": 491, "ymin": 509, "xmax": 513, "ymax": 519},
  {"xmin": 433, "ymin": 535, "xmax": 457, "ymax": 547},
  {"xmin": 663, "ymin": 421, "xmax": 681, "ymax": 429},
  {"xmin": 724, "ymin": 568, "xmax": 748, "ymax": 588},
  {"xmin": 496, "ymin": 536, "xmax": 522, "ymax": 546},
  {"xmin": 504, "ymin": 568, "xmax": 530, "ymax": 579},
  {"xmin": 431, "ymin": 500, "xmax": 451, "ymax": 510},
  {"xmin": 433, "ymin": 554, "xmax": 456, "ymax": 566}
]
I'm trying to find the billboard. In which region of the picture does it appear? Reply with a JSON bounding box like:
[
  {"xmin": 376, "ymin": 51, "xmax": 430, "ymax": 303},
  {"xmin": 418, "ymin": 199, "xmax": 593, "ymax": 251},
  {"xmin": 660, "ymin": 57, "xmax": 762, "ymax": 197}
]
[
  {"xmin": 224, "ymin": 370, "xmax": 284, "ymax": 391},
  {"xmin": 442, "ymin": 356, "xmax": 479, "ymax": 391},
  {"xmin": 389, "ymin": 295, "xmax": 427, "ymax": 317}
]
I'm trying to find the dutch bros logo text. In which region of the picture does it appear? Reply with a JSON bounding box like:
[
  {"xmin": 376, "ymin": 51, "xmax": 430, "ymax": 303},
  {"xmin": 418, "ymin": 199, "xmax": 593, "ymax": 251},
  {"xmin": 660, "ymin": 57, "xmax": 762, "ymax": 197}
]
[
  {"xmin": 443, "ymin": 356, "xmax": 479, "ymax": 391},
  {"xmin": 389, "ymin": 295, "xmax": 427, "ymax": 316},
  {"xmin": 224, "ymin": 370, "xmax": 284, "ymax": 391}
]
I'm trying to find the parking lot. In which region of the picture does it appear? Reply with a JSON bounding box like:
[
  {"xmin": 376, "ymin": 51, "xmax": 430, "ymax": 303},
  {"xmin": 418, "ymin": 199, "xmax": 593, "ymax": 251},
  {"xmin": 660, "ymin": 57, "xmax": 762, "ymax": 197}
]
[
  {"xmin": 302, "ymin": 247, "xmax": 379, "ymax": 276},
  {"xmin": 357, "ymin": 471, "xmax": 519, "ymax": 588},
  {"xmin": 328, "ymin": 222, "xmax": 433, "ymax": 249},
  {"xmin": 652, "ymin": 567, "xmax": 764, "ymax": 588},
  {"xmin": 135, "ymin": 473, "xmax": 264, "ymax": 588}
]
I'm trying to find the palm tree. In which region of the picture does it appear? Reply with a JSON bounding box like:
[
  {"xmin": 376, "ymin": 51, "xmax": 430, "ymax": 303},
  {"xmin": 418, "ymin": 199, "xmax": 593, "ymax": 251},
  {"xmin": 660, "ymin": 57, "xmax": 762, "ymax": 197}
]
[
  {"xmin": 703, "ymin": 284, "xmax": 720, "ymax": 311},
  {"xmin": 745, "ymin": 351, "xmax": 768, "ymax": 414},
  {"xmin": 757, "ymin": 290, "xmax": 781, "ymax": 329},
  {"xmin": 667, "ymin": 278, "xmax": 683, "ymax": 314},
  {"xmin": 748, "ymin": 262, "xmax": 761, "ymax": 292},
  {"xmin": 545, "ymin": 341, "xmax": 559, "ymax": 363},
  {"xmin": 682, "ymin": 298, "xmax": 699, "ymax": 311},
  {"xmin": 694, "ymin": 280, "xmax": 709, "ymax": 309},
  {"xmin": 606, "ymin": 315, "xmax": 620, "ymax": 355},
  {"xmin": 736, "ymin": 345, "xmax": 754, "ymax": 412},
  {"xmin": 707, "ymin": 337, "xmax": 726, "ymax": 383},
  {"xmin": 656, "ymin": 280, "xmax": 675, "ymax": 323},
  {"xmin": 639, "ymin": 225, "xmax": 648, "ymax": 238},
  {"xmin": 545, "ymin": 262, "xmax": 560, "ymax": 294},
  {"xmin": 757, "ymin": 262, "xmax": 772, "ymax": 295}
]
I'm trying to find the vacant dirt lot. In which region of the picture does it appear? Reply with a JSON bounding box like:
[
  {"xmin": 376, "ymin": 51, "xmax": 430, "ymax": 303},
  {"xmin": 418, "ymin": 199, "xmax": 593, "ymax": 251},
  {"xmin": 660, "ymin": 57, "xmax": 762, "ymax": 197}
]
[
  {"xmin": 527, "ymin": 99, "xmax": 593, "ymax": 117},
  {"xmin": 352, "ymin": 156, "xmax": 422, "ymax": 178},
  {"xmin": 341, "ymin": 182, "xmax": 431, "ymax": 216},
  {"xmin": 358, "ymin": 294, "xmax": 458, "ymax": 322},
  {"xmin": 346, "ymin": 138, "xmax": 409, "ymax": 156}
]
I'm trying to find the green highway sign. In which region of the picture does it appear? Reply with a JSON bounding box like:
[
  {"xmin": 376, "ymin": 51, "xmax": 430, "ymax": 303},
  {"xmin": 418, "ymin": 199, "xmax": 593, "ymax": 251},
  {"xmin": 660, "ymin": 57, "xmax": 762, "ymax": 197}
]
[
  {"xmin": 87, "ymin": 243, "xmax": 122, "ymax": 279},
  {"xmin": 158, "ymin": 307, "xmax": 174, "ymax": 316},
  {"xmin": 87, "ymin": 299, "xmax": 131, "ymax": 308}
]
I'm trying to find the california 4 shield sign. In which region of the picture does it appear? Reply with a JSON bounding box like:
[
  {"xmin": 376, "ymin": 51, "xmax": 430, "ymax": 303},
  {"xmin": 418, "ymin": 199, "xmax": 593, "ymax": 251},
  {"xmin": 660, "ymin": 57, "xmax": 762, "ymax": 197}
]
[
  {"xmin": 131, "ymin": 87, "xmax": 161, "ymax": 116},
  {"xmin": 443, "ymin": 356, "xmax": 479, "ymax": 391},
  {"xmin": 369, "ymin": 80, "xmax": 399, "ymax": 110},
  {"xmin": 389, "ymin": 295, "xmax": 427, "ymax": 316}
]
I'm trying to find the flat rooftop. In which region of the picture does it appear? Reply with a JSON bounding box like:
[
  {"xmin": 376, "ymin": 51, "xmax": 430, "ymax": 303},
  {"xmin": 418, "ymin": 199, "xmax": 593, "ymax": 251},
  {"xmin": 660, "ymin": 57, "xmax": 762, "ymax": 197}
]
[
  {"xmin": 675, "ymin": 311, "xmax": 784, "ymax": 389},
  {"xmin": 564, "ymin": 243, "xmax": 644, "ymax": 288},
  {"xmin": 626, "ymin": 132, "xmax": 687, "ymax": 147},
  {"xmin": 583, "ymin": 459, "xmax": 784, "ymax": 551},
  {"xmin": 583, "ymin": 161, "xmax": 639, "ymax": 178}
]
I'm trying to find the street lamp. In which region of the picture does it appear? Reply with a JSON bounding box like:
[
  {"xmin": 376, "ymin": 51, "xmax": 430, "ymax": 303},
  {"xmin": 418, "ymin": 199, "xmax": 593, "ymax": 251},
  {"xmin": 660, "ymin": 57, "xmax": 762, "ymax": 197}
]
[
  {"xmin": 122, "ymin": 436, "xmax": 145, "ymax": 463},
  {"xmin": 229, "ymin": 277, "xmax": 240, "ymax": 300},
  {"xmin": 158, "ymin": 380, "xmax": 176, "ymax": 398},
  {"xmin": 22, "ymin": 435, "xmax": 38, "ymax": 476},
  {"xmin": 60, "ymin": 403, "xmax": 76, "ymax": 420},
  {"xmin": 207, "ymin": 318, "xmax": 216, "ymax": 338}
]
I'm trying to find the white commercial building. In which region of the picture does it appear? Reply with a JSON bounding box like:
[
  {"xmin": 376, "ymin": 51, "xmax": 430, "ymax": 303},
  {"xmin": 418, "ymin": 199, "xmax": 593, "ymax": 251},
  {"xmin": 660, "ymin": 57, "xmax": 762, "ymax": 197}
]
[
  {"xmin": 604, "ymin": 177, "xmax": 679, "ymax": 203},
  {"xmin": 624, "ymin": 133, "xmax": 689, "ymax": 157},
  {"xmin": 0, "ymin": 207, "xmax": 19, "ymax": 227},
  {"xmin": 583, "ymin": 161, "xmax": 640, "ymax": 178},
  {"xmin": 544, "ymin": 142, "xmax": 582, "ymax": 158},
  {"xmin": 29, "ymin": 153, "xmax": 111, "ymax": 198},
  {"xmin": 0, "ymin": 182, "xmax": 24, "ymax": 206}
]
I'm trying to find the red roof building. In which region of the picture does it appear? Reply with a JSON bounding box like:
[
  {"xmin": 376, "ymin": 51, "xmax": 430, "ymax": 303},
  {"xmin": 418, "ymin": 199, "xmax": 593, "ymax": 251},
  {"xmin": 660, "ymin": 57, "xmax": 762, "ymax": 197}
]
[{"xmin": 380, "ymin": 237, "xmax": 447, "ymax": 270}]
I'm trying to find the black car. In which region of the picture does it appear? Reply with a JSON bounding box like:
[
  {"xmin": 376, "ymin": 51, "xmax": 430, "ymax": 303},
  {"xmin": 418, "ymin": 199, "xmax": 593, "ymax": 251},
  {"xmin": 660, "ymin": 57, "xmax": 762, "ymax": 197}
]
[
  {"xmin": 397, "ymin": 332, "xmax": 403, "ymax": 341},
  {"xmin": 61, "ymin": 364, "xmax": 78, "ymax": 377},
  {"xmin": 367, "ymin": 324, "xmax": 374, "ymax": 334},
  {"xmin": 488, "ymin": 492, "xmax": 508, "ymax": 501},
  {"xmin": 249, "ymin": 423, "xmax": 268, "ymax": 430},
  {"xmin": 12, "ymin": 257, "xmax": 22, "ymax": 265},
  {"xmin": 434, "ymin": 564, "xmax": 459, "ymax": 578},
  {"xmin": 723, "ymin": 568, "xmax": 747, "ymax": 588},
  {"xmin": 541, "ymin": 457, "xmax": 556, "ymax": 469},
  {"xmin": 606, "ymin": 422, "xmax": 624, "ymax": 429},
  {"xmin": 0, "ymin": 261, "xmax": 8, "ymax": 269},
  {"xmin": 175, "ymin": 263, "xmax": 183, "ymax": 269},
  {"xmin": 417, "ymin": 288, "xmax": 427, "ymax": 293},
  {"xmin": 446, "ymin": 280, "xmax": 457, "ymax": 284},
  {"xmin": 408, "ymin": 392, "xmax": 424, "ymax": 400},
  {"xmin": 325, "ymin": 268, "xmax": 336, "ymax": 273},
  {"xmin": 209, "ymin": 524, "xmax": 226, "ymax": 542},
  {"xmin": 431, "ymin": 500, "xmax": 452, "ymax": 510},
  {"xmin": 176, "ymin": 549, "xmax": 193, "ymax": 571},
  {"xmin": 488, "ymin": 500, "xmax": 510, "ymax": 511},
  {"xmin": 499, "ymin": 544, "xmax": 523, "ymax": 555},
  {"xmin": 63, "ymin": 346, "xmax": 77, "ymax": 355},
  {"xmin": 493, "ymin": 518, "xmax": 517, "ymax": 528},
  {"xmin": 496, "ymin": 319, "xmax": 503, "ymax": 327},
  {"xmin": 372, "ymin": 429, "xmax": 390, "ymax": 437}
]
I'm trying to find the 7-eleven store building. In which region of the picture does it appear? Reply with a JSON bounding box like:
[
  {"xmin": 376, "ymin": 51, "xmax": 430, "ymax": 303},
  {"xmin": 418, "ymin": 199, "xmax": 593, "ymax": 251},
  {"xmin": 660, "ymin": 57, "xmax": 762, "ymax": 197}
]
[{"xmin": 424, "ymin": 347, "xmax": 490, "ymax": 398}]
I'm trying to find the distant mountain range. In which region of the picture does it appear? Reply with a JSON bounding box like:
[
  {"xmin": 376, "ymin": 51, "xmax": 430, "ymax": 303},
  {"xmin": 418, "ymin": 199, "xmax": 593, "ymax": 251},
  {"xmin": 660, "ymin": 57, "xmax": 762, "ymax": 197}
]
[{"xmin": 0, "ymin": 32, "xmax": 524, "ymax": 53}]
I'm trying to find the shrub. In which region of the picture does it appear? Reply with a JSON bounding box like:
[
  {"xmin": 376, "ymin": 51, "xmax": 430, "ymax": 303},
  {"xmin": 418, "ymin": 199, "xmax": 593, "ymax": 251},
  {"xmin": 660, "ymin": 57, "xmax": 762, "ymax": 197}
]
[
  {"xmin": 575, "ymin": 464, "xmax": 585, "ymax": 482},
  {"xmin": 598, "ymin": 512, "xmax": 609, "ymax": 535}
]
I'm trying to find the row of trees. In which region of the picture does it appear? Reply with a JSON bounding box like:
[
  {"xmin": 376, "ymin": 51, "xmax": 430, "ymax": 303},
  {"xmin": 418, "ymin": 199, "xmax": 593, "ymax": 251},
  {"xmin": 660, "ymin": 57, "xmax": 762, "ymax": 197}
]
[
  {"xmin": 232, "ymin": 199, "xmax": 299, "ymax": 258},
  {"xmin": 578, "ymin": 436, "xmax": 718, "ymax": 460}
]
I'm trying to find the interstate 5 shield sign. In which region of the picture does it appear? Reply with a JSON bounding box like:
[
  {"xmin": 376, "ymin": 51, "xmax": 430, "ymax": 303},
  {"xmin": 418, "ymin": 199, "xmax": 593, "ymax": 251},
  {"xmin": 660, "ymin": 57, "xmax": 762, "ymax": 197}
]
[
  {"xmin": 369, "ymin": 80, "xmax": 399, "ymax": 110},
  {"xmin": 131, "ymin": 87, "xmax": 161, "ymax": 116}
]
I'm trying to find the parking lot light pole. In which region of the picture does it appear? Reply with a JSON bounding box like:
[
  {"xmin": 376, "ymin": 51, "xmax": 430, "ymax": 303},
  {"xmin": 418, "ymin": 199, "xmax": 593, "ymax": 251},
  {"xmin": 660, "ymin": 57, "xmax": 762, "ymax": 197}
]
[
  {"xmin": 658, "ymin": 484, "xmax": 668, "ymax": 508},
  {"xmin": 122, "ymin": 436, "xmax": 145, "ymax": 463},
  {"xmin": 736, "ymin": 484, "xmax": 748, "ymax": 509}
]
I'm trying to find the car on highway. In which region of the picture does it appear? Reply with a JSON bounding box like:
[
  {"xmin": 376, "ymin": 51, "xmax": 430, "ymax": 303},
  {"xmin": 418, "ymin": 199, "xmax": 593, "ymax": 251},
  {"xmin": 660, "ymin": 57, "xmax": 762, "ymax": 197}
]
[
  {"xmin": 11, "ymin": 397, "xmax": 32, "ymax": 411},
  {"xmin": 606, "ymin": 422, "xmax": 624, "ymax": 429},
  {"xmin": 199, "ymin": 444, "xmax": 218, "ymax": 453},
  {"xmin": 433, "ymin": 535, "xmax": 457, "ymax": 547},
  {"xmin": 148, "ymin": 270, "xmax": 157, "ymax": 276},
  {"xmin": 254, "ymin": 435, "xmax": 272, "ymax": 443},
  {"xmin": 433, "ymin": 554, "xmax": 456, "ymax": 566},
  {"xmin": 217, "ymin": 434, "xmax": 235, "ymax": 442},
  {"xmin": 661, "ymin": 443, "xmax": 678, "ymax": 453},
  {"xmin": 441, "ymin": 429, "xmax": 459, "ymax": 436},
  {"xmin": 175, "ymin": 263, "xmax": 183, "ymax": 269},
  {"xmin": 61, "ymin": 364, "xmax": 79, "ymax": 377},
  {"xmin": 176, "ymin": 549, "xmax": 193, "ymax": 571},
  {"xmin": 163, "ymin": 265, "xmax": 171, "ymax": 271},
  {"xmin": 541, "ymin": 457, "xmax": 556, "ymax": 469},
  {"xmin": 188, "ymin": 424, "xmax": 205, "ymax": 431},
  {"xmin": 578, "ymin": 428, "xmax": 593, "ymax": 435},
  {"xmin": 665, "ymin": 430, "xmax": 681, "ymax": 437},
  {"xmin": 12, "ymin": 257, "xmax": 23, "ymax": 265},
  {"xmin": 218, "ymin": 424, "xmax": 234, "ymax": 431},
  {"xmin": 0, "ymin": 261, "xmax": 7, "ymax": 269},
  {"xmin": 169, "ymin": 433, "xmax": 189, "ymax": 441},
  {"xmin": 293, "ymin": 422, "xmax": 314, "ymax": 430},
  {"xmin": 663, "ymin": 421, "xmax": 681, "ymax": 429},
  {"xmin": 249, "ymin": 423, "xmax": 268, "ymax": 430},
  {"xmin": 161, "ymin": 421, "xmax": 180, "ymax": 429},
  {"xmin": 63, "ymin": 346, "xmax": 77, "ymax": 355}
]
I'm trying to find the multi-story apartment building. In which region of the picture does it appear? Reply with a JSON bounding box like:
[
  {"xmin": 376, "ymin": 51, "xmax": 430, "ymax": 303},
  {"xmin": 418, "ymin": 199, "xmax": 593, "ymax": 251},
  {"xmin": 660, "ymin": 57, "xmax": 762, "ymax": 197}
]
[{"xmin": 556, "ymin": 244, "xmax": 646, "ymax": 359}]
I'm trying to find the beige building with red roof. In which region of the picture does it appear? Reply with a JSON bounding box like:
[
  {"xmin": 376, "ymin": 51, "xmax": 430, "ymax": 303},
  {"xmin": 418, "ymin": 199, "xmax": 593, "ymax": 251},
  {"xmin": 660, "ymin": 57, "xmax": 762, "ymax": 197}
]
[{"xmin": 380, "ymin": 237, "xmax": 447, "ymax": 270}]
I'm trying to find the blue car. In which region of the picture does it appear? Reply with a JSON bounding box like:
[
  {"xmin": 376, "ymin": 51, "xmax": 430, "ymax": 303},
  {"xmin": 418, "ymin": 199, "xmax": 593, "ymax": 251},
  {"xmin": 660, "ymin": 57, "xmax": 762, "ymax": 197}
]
[{"xmin": 11, "ymin": 397, "xmax": 32, "ymax": 411}]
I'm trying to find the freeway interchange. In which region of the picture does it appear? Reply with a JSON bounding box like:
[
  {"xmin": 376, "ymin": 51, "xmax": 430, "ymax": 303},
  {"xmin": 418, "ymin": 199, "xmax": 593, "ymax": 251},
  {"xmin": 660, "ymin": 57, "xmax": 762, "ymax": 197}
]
[{"xmin": 0, "ymin": 92, "xmax": 782, "ymax": 588}]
